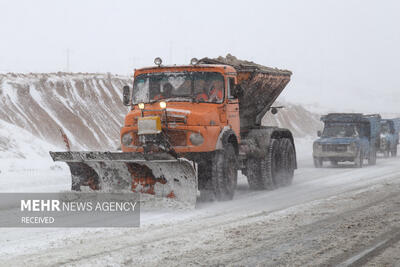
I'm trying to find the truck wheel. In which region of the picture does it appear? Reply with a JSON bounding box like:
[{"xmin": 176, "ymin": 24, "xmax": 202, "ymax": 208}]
[
  {"xmin": 246, "ymin": 158, "xmax": 262, "ymax": 190},
  {"xmin": 354, "ymin": 150, "xmax": 363, "ymax": 168},
  {"xmin": 368, "ymin": 148, "xmax": 377, "ymax": 165},
  {"xmin": 265, "ymin": 139, "xmax": 281, "ymax": 188},
  {"xmin": 384, "ymin": 149, "xmax": 390, "ymax": 158},
  {"xmin": 245, "ymin": 139, "xmax": 278, "ymax": 190},
  {"xmin": 277, "ymin": 138, "xmax": 295, "ymax": 186},
  {"xmin": 391, "ymin": 147, "xmax": 397, "ymax": 157},
  {"xmin": 330, "ymin": 160, "xmax": 338, "ymax": 167},
  {"xmin": 313, "ymin": 157, "xmax": 323, "ymax": 168},
  {"xmin": 197, "ymin": 158, "xmax": 214, "ymax": 202},
  {"xmin": 211, "ymin": 143, "xmax": 238, "ymax": 201}
]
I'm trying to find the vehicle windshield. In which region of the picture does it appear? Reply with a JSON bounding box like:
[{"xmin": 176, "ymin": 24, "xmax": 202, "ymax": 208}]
[
  {"xmin": 132, "ymin": 71, "xmax": 224, "ymax": 104},
  {"xmin": 381, "ymin": 123, "xmax": 390, "ymax": 134},
  {"xmin": 322, "ymin": 124, "xmax": 360, "ymax": 138}
]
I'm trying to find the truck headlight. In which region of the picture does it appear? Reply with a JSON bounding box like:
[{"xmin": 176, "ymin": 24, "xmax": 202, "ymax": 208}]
[
  {"xmin": 160, "ymin": 101, "xmax": 167, "ymax": 109},
  {"xmin": 121, "ymin": 133, "xmax": 133, "ymax": 146},
  {"xmin": 189, "ymin": 132, "xmax": 204, "ymax": 146},
  {"xmin": 313, "ymin": 142, "xmax": 321, "ymax": 150},
  {"xmin": 138, "ymin": 103, "xmax": 145, "ymax": 110}
]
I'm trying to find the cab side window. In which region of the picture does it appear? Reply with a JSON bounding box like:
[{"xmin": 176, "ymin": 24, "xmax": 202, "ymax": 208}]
[{"xmin": 227, "ymin": 77, "xmax": 236, "ymax": 99}]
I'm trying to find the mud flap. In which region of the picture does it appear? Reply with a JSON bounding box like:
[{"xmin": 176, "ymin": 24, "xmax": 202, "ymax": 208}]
[{"xmin": 49, "ymin": 151, "xmax": 198, "ymax": 206}]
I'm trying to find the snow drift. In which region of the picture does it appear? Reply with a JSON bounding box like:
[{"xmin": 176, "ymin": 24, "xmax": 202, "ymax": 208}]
[
  {"xmin": 263, "ymin": 100, "xmax": 322, "ymax": 137},
  {"xmin": 0, "ymin": 72, "xmax": 130, "ymax": 151}
]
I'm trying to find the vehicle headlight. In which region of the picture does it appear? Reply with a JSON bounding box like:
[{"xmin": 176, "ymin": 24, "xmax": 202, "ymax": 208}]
[
  {"xmin": 189, "ymin": 132, "xmax": 204, "ymax": 146},
  {"xmin": 160, "ymin": 101, "xmax": 167, "ymax": 109},
  {"xmin": 121, "ymin": 133, "xmax": 133, "ymax": 146},
  {"xmin": 154, "ymin": 57, "xmax": 162, "ymax": 66},
  {"xmin": 138, "ymin": 103, "xmax": 145, "ymax": 110},
  {"xmin": 349, "ymin": 142, "xmax": 357, "ymax": 151},
  {"xmin": 313, "ymin": 142, "xmax": 321, "ymax": 150}
]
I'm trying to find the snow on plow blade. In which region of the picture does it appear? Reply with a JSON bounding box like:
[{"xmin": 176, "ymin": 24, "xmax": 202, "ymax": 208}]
[{"xmin": 49, "ymin": 151, "xmax": 198, "ymax": 206}]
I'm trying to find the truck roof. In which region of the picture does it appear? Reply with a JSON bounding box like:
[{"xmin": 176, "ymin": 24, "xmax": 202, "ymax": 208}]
[
  {"xmin": 321, "ymin": 113, "xmax": 364, "ymax": 123},
  {"xmin": 134, "ymin": 64, "xmax": 237, "ymax": 76}
]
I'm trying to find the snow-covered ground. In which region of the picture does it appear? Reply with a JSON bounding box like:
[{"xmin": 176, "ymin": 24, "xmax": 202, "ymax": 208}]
[
  {"xmin": 0, "ymin": 137, "xmax": 400, "ymax": 266},
  {"xmin": 0, "ymin": 119, "xmax": 69, "ymax": 192}
]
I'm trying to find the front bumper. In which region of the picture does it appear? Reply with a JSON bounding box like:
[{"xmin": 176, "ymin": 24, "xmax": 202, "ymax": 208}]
[
  {"xmin": 313, "ymin": 150, "xmax": 357, "ymax": 159},
  {"xmin": 313, "ymin": 143, "xmax": 358, "ymax": 160},
  {"xmin": 121, "ymin": 125, "xmax": 222, "ymax": 153}
]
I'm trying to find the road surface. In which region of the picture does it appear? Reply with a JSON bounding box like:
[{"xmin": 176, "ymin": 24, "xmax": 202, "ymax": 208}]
[{"xmin": 0, "ymin": 145, "xmax": 399, "ymax": 266}]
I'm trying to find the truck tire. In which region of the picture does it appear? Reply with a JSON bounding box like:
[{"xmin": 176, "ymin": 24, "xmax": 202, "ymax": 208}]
[
  {"xmin": 354, "ymin": 150, "xmax": 363, "ymax": 168},
  {"xmin": 384, "ymin": 148, "xmax": 390, "ymax": 158},
  {"xmin": 330, "ymin": 160, "xmax": 338, "ymax": 167},
  {"xmin": 313, "ymin": 157, "xmax": 323, "ymax": 168},
  {"xmin": 246, "ymin": 158, "xmax": 262, "ymax": 190},
  {"xmin": 197, "ymin": 159, "xmax": 214, "ymax": 202},
  {"xmin": 211, "ymin": 143, "xmax": 238, "ymax": 201},
  {"xmin": 277, "ymin": 138, "xmax": 295, "ymax": 186},
  {"xmin": 262, "ymin": 138, "xmax": 280, "ymax": 188},
  {"xmin": 368, "ymin": 147, "xmax": 377, "ymax": 165},
  {"xmin": 245, "ymin": 139, "xmax": 278, "ymax": 190},
  {"xmin": 391, "ymin": 146, "xmax": 397, "ymax": 157}
]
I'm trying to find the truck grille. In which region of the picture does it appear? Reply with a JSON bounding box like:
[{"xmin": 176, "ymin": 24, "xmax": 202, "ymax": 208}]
[
  {"xmin": 133, "ymin": 115, "xmax": 186, "ymax": 125},
  {"xmin": 129, "ymin": 130, "xmax": 187, "ymax": 147},
  {"xmin": 162, "ymin": 115, "xmax": 186, "ymax": 124},
  {"xmin": 322, "ymin": 144, "xmax": 348, "ymax": 152},
  {"xmin": 165, "ymin": 130, "xmax": 187, "ymax": 146}
]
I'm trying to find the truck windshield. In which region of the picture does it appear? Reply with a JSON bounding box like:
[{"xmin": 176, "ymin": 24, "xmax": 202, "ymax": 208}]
[
  {"xmin": 381, "ymin": 123, "xmax": 390, "ymax": 134},
  {"xmin": 322, "ymin": 124, "xmax": 360, "ymax": 138},
  {"xmin": 132, "ymin": 72, "xmax": 224, "ymax": 104}
]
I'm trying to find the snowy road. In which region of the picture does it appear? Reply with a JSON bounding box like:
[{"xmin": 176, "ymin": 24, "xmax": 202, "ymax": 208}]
[{"xmin": 0, "ymin": 146, "xmax": 400, "ymax": 266}]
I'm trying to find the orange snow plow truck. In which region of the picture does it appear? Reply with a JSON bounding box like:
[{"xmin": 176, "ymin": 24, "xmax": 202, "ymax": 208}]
[{"xmin": 50, "ymin": 54, "xmax": 296, "ymax": 205}]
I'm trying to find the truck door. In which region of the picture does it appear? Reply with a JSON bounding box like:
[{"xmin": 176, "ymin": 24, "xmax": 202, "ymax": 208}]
[{"xmin": 226, "ymin": 77, "xmax": 240, "ymax": 138}]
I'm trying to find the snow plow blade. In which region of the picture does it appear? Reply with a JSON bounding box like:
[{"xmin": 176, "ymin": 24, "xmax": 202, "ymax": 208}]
[{"xmin": 49, "ymin": 151, "xmax": 198, "ymax": 206}]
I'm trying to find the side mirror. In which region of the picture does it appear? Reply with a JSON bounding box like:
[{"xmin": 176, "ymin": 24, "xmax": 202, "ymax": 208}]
[
  {"xmin": 232, "ymin": 84, "xmax": 243, "ymax": 98},
  {"xmin": 317, "ymin": 130, "xmax": 322, "ymax": 137},
  {"xmin": 122, "ymin": 85, "xmax": 130, "ymax": 106}
]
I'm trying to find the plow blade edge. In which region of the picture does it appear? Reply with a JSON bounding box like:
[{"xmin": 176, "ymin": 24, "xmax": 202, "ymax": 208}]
[{"xmin": 49, "ymin": 151, "xmax": 198, "ymax": 205}]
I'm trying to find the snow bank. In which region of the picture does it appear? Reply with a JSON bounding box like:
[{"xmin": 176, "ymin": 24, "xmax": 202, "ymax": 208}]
[{"xmin": 0, "ymin": 72, "xmax": 131, "ymax": 150}]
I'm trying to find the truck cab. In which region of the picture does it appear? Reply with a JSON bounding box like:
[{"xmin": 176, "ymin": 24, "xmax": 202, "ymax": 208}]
[
  {"xmin": 379, "ymin": 119, "xmax": 400, "ymax": 157},
  {"xmin": 120, "ymin": 63, "xmax": 241, "ymax": 155},
  {"xmin": 313, "ymin": 113, "xmax": 380, "ymax": 168}
]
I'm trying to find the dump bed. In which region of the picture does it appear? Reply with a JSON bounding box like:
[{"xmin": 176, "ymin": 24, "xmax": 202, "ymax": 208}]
[{"xmin": 199, "ymin": 54, "xmax": 292, "ymax": 129}]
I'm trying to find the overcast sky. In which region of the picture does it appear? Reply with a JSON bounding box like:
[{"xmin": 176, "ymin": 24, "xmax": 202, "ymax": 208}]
[{"xmin": 0, "ymin": 0, "xmax": 399, "ymax": 113}]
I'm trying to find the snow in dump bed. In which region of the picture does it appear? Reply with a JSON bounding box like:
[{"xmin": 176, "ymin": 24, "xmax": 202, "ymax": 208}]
[{"xmin": 199, "ymin": 54, "xmax": 292, "ymax": 75}]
